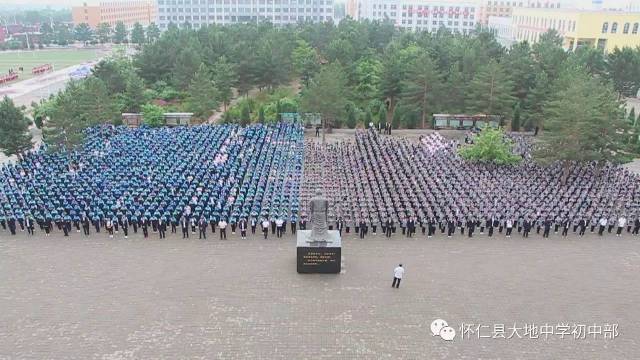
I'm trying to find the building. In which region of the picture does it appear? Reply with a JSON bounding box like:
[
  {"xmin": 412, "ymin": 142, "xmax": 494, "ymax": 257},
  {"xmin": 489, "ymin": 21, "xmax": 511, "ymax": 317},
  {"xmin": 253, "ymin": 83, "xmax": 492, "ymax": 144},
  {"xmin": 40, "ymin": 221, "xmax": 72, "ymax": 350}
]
[
  {"xmin": 477, "ymin": 0, "xmax": 561, "ymax": 25},
  {"xmin": 488, "ymin": 15, "xmax": 516, "ymax": 45},
  {"xmin": 156, "ymin": 0, "xmax": 334, "ymax": 29},
  {"xmin": 346, "ymin": 0, "xmax": 358, "ymax": 18},
  {"xmin": 72, "ymin": 1, "xmax": 158, "ymax": 29},
  {"xmin": 355, "ymin": 0, "xmax": 478, "ymax": 34},
  {"xmin": 511, "ymin": 7, "xmax": 640, "ymax": 52}
]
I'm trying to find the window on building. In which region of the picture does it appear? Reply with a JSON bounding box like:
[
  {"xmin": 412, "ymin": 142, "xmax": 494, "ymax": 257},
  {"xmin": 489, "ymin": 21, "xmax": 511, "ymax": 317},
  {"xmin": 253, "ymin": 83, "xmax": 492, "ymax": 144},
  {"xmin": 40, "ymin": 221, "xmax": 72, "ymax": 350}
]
[
  {"xmin": 633, "ymin": 23, "xmax": 639, "ymax": 34},
  {"xmin": 623, "ymin": 22, "xmax": 630, "ymax": 34},
  {"xmin": 602, "ymin": 22, "xmax": 608, "ymax": 33},
  {"xmin": 611, "ymin": 22, "xmax": 618, "ymax": 33}
]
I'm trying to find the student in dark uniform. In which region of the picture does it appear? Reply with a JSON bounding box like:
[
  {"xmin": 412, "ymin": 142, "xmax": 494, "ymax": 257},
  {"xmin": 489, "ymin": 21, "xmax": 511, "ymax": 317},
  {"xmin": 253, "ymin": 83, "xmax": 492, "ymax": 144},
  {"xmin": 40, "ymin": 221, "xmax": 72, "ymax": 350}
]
[
  {"xmin": 181, "ymin": 215, "xmax": 189, "ymax": 239},
  {"xmin": 122, "ymin": 216, "xmax": 130, "ymax": 238},
  {"xmin": 239, "ymin": 217, "xmax": 248, "ymax": 239},
  {"xmin": 158, "ymin": 217, "xmax": 166, "ymax": 239},
  {"xmin": 82, "ymin": 214, "xmax": 91, "ymax": 236},
  {"xmin": 198, "ymin": 217, "xmax": 207, "ymax": 239}
]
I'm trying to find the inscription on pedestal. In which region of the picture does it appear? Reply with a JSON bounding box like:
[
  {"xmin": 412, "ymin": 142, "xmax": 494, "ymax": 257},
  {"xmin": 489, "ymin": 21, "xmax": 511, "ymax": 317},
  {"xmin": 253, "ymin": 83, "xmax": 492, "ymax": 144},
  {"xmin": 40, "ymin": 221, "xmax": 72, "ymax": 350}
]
[
  {"xmin": 296, "ymin": 230, "xmax": 341, "ymax": 274},
  {"xmin": 297, "ymin": 246, "xmax": 341, "ymax": 273}
]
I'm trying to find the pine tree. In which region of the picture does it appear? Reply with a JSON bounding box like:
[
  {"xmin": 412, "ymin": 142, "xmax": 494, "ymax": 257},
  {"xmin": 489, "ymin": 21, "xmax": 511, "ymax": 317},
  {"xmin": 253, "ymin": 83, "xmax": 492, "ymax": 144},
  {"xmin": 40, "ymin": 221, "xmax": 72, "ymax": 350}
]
[
  {"xmin": 0, "ymin": 96, "xmax": 32, "ymax": 157},
  {"xmin": 172, "ymin": 44, "xmax": 202, "ymax": 90},
  {"xmin": 212, "ymin": 55, "xmax": 236, "ymax": 111},
  {"xmin": 185, "ymin": 63, "xmax": 219, "ymax": 120},
  {"xmin": 465, "ymin": 60, "xmax": 516, "ymax": 117},
  {"xmin": 512, "ymin": 102, "xmax": 521, "ymax": 132},
  {"xmin": 400, "ymin": 53, "xmax": 442, "ymax": 128},
  {"xmin": 120, "ymin": 74, "xmax": 146, "ymax": 113},
  {"xmin": 113, "ymin": 21, "xmax": 128, "ymax": 44},
  {"xmin": 536, "ymin": 67, "xmax": 628, "ymax": 184},
  {"xmin": 130, "ymin": 22, "xmax": 145, "ymax": 45}
]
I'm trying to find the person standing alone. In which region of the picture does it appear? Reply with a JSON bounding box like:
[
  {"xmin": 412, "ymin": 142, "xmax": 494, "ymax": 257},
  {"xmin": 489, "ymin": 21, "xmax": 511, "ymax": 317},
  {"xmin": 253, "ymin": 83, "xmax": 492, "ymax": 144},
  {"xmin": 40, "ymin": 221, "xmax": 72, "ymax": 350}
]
[{"xmin": 392, "ymin": 264, "xmax": 405, "ymax": 289}]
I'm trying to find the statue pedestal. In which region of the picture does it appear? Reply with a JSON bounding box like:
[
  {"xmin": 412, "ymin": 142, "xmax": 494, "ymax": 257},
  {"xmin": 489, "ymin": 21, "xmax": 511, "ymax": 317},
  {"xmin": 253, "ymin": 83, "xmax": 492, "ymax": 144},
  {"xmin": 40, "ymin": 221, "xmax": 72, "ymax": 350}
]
[{"xmin": 296, "ymin": 230, "xmax": 341, "ymax": 274}]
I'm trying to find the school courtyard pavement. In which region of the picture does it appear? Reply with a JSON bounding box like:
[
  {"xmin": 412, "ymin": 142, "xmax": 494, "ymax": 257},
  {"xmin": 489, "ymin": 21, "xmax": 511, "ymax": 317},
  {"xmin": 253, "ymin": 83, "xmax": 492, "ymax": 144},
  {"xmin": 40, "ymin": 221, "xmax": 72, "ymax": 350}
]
[{"xmin": 1, "ymin": 228, "xmax": 639, "ymax": 359}]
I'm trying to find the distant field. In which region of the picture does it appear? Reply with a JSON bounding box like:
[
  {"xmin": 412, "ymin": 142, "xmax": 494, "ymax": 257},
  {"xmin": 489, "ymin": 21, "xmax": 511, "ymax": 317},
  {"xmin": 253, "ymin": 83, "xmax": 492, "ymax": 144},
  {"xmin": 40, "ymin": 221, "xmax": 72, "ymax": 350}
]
[{"xmin": 0, "ymin": 48, "xmax": 102, "ymax": 82}]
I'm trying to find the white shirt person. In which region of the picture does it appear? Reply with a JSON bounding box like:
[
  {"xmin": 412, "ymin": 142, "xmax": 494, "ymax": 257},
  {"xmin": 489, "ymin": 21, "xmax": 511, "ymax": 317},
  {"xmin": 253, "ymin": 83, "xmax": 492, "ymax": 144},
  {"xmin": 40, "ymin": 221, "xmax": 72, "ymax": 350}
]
[{"xmin": 392, "ymin": 264, "xmax": 405, "ymax": 289}]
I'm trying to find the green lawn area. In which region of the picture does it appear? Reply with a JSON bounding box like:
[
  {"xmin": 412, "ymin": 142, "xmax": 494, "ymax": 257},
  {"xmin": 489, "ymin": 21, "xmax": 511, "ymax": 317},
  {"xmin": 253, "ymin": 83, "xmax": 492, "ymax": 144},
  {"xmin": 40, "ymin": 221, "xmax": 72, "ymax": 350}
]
[{"xmin": 0, "ymin": 48, "xmax": 102, "ymax": 81}]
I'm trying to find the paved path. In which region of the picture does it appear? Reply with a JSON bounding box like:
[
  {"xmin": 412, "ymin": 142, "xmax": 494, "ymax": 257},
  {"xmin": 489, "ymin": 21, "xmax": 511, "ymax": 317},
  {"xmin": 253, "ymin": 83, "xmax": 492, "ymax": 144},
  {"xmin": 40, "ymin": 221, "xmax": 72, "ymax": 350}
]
[
  {"xmin": 0, "ymin": 61, "xmax": 99, "ymax": 108},
  {"xmin": 1, "ymin": 228, "xmax": 638, "ymax": 359}
]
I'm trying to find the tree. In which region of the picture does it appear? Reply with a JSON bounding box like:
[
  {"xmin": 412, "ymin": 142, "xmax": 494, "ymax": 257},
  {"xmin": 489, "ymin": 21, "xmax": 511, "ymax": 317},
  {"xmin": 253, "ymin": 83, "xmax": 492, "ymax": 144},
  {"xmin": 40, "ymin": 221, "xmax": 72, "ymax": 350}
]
[
  {"xmin": 535, "ymin": 67, "xmax": 628, "ymax": 184},
  {"xmin": 353, "ymin": 57, "xmax": 382, "ymax": 107},
  {"xmin": 96, "ymin": 22, "xmax": 112, "ymax": 44},
  {"xmin": 628, "ymin": 108, "xmax": 637, "ymax": 126},
  {"xmin": 300, "ymin": 62, "xmax": 349, "ymax": 140},
  {"xmin": 172, "ymin": 45, "xmax": 203, "ymax": 90},
  {"xmin": 346, "ymin": 106, "xmax": 358, "ymax": 129},
  {"xmin": 146, "ymin": 23, "xmax": 161, "ymax": 43},
  {"xmin": 92, "ymin": 59, "xmax": 130, "ymax": 94},
  {"xmin": 458, "ymin": 127, "xmax": 521, "ymax": 165},
  {"xmin": 442, "ymin": 62, "xmax": 466, "ymax": 113},
  {"xmin": 77, "ymin": 77, "xmax": 120, "ymax": 124},
  {"xmin": 43, "ymin": 82, "xmax": 89, "ymax": 150},
  {"xmin": 522, "ymin": 71, "xmax": 550, "ymax": 130},
  {"xmin": 258, "ymin": 106, "xmax": 265, "ymax": 123},
  {"xmin": 532, "ymin": 30, "xmax": 567, "ymax": 80},
  {"xmin": 377, "ymin": 104, "xmax": 386, "ymax": 127},
  {"xmin": 0, "ymin": 97, "xmax": 32, "ymax": 157},
  {"xmin": 292, "ymin": 39, "xmax": 319, "ymax": 88},
  {"xmin": 185, "ymin": 63, "xmax": 219, "ymax": 120},
  {"xmin": 512, "ymin": 102, "xmax": 521, "ymax": 132},
  {"xmin": 401, "ymin": 53, "xmax": 442, "ymax": 128},
  {"xmin": 54, "ymin": 24, "xmax": 73, "ymax": 46},
  {"xmin": 466, "ymin": 60, "xmax": 516, "ymax": 117},
  {"xmin": 607, "ymin": 47, "xmax": 640, "ymax": 98},
  {"xmin": 379, "ymin": 49, "xmax": 405, "ymax": 124},
  {"xmin": 74, "ymin": 23, "xmax": 93, "ymax": 42},
  {"xmin": 240, "ymin": 104, "xmax": 251, "ymax": 126},
  {"xmin": 572, "ymin": 46, "xmax": 607, "ymax": 78},
  {"xmin": 113, "ymin": 21, "xmax": 128, "ymax": 44},
  {"xmin": 254, "ymin": 34, "xmax": 292, "ymax": 91},
  {"xmin": 130, "ymin": 22, "xmax": 145, "ymax": 45},
  {"xmin": 120, "ymin": 74, "xmax": 146, "ymax": 113},
  {"xmin": 141, "ymin": 104, "xmax": 165, "ymax": 127},
  {"xmin": 503, "ymin": 41, "xmax": 535, "ymax": 100},
  {"xmin": 364, "ymin": 109, "xmax": 372, "ymax": 127},
  {"xmin": 212, "ymin": 55, "xmax": 237, "ymax": 111}
]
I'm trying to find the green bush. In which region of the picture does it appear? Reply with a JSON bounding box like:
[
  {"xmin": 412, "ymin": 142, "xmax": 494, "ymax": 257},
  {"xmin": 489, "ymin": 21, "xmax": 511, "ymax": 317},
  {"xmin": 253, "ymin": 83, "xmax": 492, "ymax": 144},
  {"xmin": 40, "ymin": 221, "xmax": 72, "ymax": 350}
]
[
  {"xmin": 141, "ymin": 104, "xmax": 165, "ymax": 127},
  {"xmin": 458, "ymin": 127, "xmax": 522, "ymax": 165}
]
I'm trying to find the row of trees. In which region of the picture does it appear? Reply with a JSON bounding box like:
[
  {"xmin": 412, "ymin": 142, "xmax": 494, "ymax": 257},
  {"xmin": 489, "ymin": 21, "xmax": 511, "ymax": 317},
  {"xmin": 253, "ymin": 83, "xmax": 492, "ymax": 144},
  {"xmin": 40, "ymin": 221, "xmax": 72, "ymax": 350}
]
[
  {"xmin": 5, "ymin": 20, "xmax": 640, "ymax": 163},
  {"xmin": 133, "ymin": 20, "xmax": 640, "ymax": 131},
  {"xmin": 74, "ymin": 22, "xmax": 161, "ymax": 45}
]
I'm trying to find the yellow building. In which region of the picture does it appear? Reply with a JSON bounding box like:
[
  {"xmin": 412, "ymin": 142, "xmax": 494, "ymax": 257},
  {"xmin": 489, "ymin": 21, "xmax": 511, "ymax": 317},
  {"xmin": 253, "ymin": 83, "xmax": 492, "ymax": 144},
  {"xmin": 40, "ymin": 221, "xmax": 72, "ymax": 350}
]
[
  {"xmin": 512, "ymin": 8, "xmax": 640, "ymax": 52},
  {"xmin": 477, "ymin": 0, "xmax": 560, "ymax": 25},
  {"xmin": 72, "ymin": 1, "xmax": 157, "ymax": 29}
]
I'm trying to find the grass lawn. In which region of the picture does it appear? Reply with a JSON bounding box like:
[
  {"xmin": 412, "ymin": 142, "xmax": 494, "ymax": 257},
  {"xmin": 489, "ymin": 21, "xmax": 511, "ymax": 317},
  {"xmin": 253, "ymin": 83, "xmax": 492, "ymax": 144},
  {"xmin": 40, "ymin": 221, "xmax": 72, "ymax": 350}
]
[{"xmin": 0, "ymin": 48, "xmax": 102, "ymax": 82}]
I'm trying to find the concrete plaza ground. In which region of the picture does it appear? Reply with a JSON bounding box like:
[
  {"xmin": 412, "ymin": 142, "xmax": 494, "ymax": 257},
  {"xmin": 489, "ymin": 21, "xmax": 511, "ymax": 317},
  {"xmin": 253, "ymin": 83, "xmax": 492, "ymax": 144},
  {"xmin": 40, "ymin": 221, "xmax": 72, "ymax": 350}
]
[{"xmin": 1, "ymin": 228, "xmax": 639, "ymax": 359}]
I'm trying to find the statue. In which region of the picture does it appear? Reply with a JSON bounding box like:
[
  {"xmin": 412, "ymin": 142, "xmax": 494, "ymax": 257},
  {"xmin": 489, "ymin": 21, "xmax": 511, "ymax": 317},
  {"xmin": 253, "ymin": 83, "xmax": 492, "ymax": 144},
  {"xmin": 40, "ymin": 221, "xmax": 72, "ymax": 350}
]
[{"xmin": 308, "ymin": 189, "xmax": 330, "ymax": 242}]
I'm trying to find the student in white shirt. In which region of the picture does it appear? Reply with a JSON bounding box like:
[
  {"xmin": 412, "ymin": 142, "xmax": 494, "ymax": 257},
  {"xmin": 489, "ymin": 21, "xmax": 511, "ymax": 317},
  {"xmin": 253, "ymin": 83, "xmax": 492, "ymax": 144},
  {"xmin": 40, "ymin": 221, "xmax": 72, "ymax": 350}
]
[
  {"xmin": 617, "ymin": 216, "xmax": 627, "ymax": 236},
  {"xmin": 598, "ymin": 217, "xmax": 608, "ymax": 236},
  {"xmin": 275, "ymin": 218, "xmax": 284, "ymax": 238},
  {"xmin": 218, "ymin": 219, "xmax": 228, "ymax": 240},
  {"xmin": 392, "ymin": 264, "xmax": 405, "ymax": 289}
]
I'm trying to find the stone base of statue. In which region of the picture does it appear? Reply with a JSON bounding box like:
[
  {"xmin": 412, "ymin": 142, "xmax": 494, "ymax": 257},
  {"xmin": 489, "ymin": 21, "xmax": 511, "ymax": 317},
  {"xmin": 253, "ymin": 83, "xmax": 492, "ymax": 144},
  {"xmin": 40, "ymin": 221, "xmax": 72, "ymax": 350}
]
[{"xmin": 296, "ymin": 230, "xmax": 341, "ymax": 274}]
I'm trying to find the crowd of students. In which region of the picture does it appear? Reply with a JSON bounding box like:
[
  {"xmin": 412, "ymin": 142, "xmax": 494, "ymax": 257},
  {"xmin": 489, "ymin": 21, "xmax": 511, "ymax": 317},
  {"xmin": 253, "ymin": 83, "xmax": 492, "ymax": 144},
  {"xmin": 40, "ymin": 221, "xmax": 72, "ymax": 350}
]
[
  {"xmin": 301, "ymin": 129, "xmax": 640, "ymax": 239},
  {"xmin": 0, "ymin": 123, "xmax": 303, "ymax": 239},
  {"xmin": 2, "ymin": 122, "xmax": 639, "ymax": 240}
]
